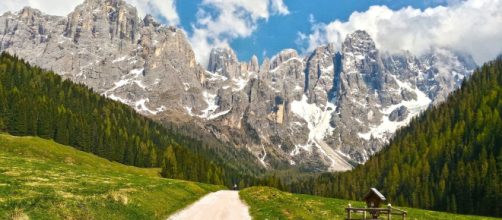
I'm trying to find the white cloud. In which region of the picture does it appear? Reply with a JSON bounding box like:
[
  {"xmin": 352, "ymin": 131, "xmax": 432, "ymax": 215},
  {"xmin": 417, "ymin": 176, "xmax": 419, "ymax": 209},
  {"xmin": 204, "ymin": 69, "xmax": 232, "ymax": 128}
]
[
  {"xmin": 0, "ymin": 0, "xmax": 81, "ymax": 16},
  {"xmin": 189, "ymin": 0, "xmax": 289, "ymax": 67},
  {"xmin": 308, "ymin": 14, "xmax": 316, "ymax": 24},
  {"xmin": 126, "ymin": 0, "xmax": 179, "ymax": 25},
  {"xmin": 0, "ymin": 0, "xmax": 179, "ymax": 26},
  {"xmin": 271, "ymin": 0, "xmax": 290, "ymax": 15},
  {"xmin": 301, "ymin": 0, "xmax": 502, "ymax": 64}
]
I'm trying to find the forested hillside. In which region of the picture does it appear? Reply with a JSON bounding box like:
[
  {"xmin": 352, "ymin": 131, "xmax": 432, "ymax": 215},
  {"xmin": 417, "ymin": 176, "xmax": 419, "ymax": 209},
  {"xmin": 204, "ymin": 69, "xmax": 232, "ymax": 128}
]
[
  {"xmin": 281, "ymin": 58, "xmax": 502, "ymax": 217},
  {"xmin": 0, "ymin": 52, "xmax": 260, "ymax": 186}
]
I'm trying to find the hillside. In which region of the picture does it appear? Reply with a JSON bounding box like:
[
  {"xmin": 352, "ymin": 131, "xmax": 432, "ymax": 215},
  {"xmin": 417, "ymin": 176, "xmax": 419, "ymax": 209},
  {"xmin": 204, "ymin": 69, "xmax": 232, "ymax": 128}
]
[
  {"xmin": 0, "ymin": 52, "xmax": 261, "ymax": 187},
  {"xmin": 281, "ymin": 59, "xmax": 502, "ymax": 216},
  {"xmin": 240, "ymin": 187, "xmax": 499, "ymax": 220},
  {"xmin": 0, "ymin": 133, "xmax": 224, "ymax": 219}
]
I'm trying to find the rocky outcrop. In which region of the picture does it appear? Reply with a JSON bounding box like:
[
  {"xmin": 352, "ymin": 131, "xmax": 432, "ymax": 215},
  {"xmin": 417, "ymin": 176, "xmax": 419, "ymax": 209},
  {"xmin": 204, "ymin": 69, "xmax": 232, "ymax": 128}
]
[
  {"xmin": 0, "ymin": 1, "xmax": 476, "ymax": 172},
  {"xmin": 389, "ymin": 106, "xmax": 408, "ymax": 122},
  {"xmin": 208, "ymin": 48, "xmax": 240, "ymax": 78}
]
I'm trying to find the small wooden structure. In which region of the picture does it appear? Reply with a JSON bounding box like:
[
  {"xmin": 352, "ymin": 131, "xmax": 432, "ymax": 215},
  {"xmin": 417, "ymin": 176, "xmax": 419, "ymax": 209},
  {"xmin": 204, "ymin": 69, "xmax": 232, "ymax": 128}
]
[
  {"xmin": 345, "ymin": 188, "xmax": 407, "ymax": 220},
  {"xmin": 364, "ymin": 188, "xmax": 386, "ymax": 208}
]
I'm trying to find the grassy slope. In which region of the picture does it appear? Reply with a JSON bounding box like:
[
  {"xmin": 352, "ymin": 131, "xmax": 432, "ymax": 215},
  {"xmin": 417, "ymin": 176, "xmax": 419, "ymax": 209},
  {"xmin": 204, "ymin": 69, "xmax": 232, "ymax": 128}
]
[
  {"xmin": 0, "ymin": 134, "xmax": 224, "ymax": 220},
  {"xmin": 241, "ymin": 187, "xmax": 500, "ymax": 220}
]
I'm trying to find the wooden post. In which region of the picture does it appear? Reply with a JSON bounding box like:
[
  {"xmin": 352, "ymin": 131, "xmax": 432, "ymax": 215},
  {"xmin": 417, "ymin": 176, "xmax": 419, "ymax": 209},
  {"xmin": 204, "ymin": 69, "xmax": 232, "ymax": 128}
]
[
  {"xmin": 388, "ymin": 204, "xmax": 392, "ymax": 220},
  {"xmin": 363, "ymin": 208, "xmax": 367, "ymax": 219},
  {"xmin": 347, "ymin": 203, "xmax": 352, "ymax": 220},
  {"xmin": 403, "ymin": 213, "xmax": 406, "ymax": 220}
]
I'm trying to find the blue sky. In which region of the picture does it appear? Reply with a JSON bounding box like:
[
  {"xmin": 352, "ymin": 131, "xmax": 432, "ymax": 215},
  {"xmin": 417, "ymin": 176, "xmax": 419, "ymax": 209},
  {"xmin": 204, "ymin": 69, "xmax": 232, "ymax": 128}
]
[{"xmin": 176, "ymin": 0, "xmax": 446, "ymax": 62}]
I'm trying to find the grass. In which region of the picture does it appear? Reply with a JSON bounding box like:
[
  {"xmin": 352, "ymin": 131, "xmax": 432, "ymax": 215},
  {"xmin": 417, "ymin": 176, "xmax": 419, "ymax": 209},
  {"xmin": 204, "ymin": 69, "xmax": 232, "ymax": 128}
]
[
  {"xmin": 240, "ymin": 187, "xmax": 500, "ymax": 220},
  {"xmin": 0, "ymin": 134, "xmax": 225, "ymax": 220},
  {"xmin": 3, "ymin": 133, "xmax": 498, "ymax": 220}
]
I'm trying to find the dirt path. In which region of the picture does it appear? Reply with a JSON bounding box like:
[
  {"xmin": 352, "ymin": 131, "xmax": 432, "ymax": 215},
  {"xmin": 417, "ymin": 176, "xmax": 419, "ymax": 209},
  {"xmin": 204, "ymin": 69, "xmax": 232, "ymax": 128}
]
[{"xmin": 168, "ymin": 190, "xmax": 251, "ymax": 220}]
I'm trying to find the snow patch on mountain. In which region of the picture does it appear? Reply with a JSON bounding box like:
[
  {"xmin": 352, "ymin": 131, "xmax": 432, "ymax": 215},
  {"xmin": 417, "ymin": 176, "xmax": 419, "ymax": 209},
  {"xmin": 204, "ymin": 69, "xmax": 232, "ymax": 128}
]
[
  {"xmin": 200, "ymin": 91, "xmax": 219, "ymax": 118},
  {"xmin": 206, "ymin": 71, "xmax": 228, "ymax": 82},
  {"xmin": 232, "ymin": 77, "xmax": 249, "ymax": 91},
  {"xmin": 112, "ymin": 56, "xmax": 128, "ymax": 63},
  {"xmin": 358, "ymin": 76, "xmax": 432, "ymax": 141},
  {"xmin": 135, "ymin": 99, "xmax": 156, "ymax": 115},
  {"xmin": 270, "ymin": 57, "xmax": 304, "ymax": 73},
  {"xmin": 291, "ymin": 95, "xmax": 336, "ymax": 142},
  {"xmin": 184, "ymin": 106, "xmax": 195, "ymax": 116},
  {"xmin": 106, "ymin": 96, "xmax": 165, "ymax": 115},
  {"xmin": 291, "ymin": 95, "xmax": 352, "ymax": 171},
  {"xmin": 107, "ymin": 94, "xmax": 131, "ymax": 104},
  {"xmin": 102, "ymin": 68, "xmax": 145, "ymax": 96},
  {"xmin": 185, "ymin": 91, "xmax": 230, "ymax": 120},
  {"xmin": 258, "ymin": 145, "xmax": 268, "ymax": 167},
  {"xmin": 208, "ymin": 109, "xmax": 231, "ymax": 120}
]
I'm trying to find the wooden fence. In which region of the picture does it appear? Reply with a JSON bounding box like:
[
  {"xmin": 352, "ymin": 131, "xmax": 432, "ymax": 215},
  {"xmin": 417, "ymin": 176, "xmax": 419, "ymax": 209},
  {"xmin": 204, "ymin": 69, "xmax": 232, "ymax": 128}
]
[{"xmin": 345, "ymin": 204, "xmax": 407, "ymax": 220}]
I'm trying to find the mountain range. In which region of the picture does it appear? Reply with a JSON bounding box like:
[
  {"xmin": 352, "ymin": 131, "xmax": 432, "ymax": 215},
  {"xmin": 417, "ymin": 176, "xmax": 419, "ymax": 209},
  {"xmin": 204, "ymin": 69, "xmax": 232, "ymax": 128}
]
[{"xmin": 0, "ymin": 0, "xmax": 477, "ymax": 172}]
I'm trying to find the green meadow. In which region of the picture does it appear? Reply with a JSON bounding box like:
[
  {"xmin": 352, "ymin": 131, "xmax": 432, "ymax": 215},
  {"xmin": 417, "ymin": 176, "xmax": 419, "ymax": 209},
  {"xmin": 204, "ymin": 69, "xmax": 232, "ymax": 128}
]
[{"xmin": 0, "ymin": 134, "xmax": 224, "ymax": 220}]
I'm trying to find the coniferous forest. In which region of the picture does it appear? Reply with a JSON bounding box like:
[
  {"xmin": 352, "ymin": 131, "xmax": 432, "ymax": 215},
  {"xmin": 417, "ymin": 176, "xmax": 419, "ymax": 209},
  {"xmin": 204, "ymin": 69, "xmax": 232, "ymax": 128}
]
[
  {"xmin": 0, "ymin": 52, "xmax": 260, "ymax": 187},
  {"xmin": 279, "ymin": 58, "xmax": 502, "ymax": 217}
]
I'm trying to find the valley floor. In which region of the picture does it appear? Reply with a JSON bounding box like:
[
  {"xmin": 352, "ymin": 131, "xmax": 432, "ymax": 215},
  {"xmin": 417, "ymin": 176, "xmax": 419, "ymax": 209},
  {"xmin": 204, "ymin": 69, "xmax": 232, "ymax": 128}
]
[{"xmin": 1, "ymin": 133, "xmax": 500, "ymax": 220}]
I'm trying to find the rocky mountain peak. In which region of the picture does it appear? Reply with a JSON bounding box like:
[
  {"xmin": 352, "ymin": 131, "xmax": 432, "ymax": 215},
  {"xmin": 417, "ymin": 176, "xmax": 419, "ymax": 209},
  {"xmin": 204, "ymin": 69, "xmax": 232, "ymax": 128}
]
[
  {"xmin": 207, "ymin": 47, "xmax": 240, "ymax": 77},
  {"xmin": 65, "ymin": 0, "xmax": 139, "ymax": 43},
  {"xmin": 342, "ymin": 30, "xmax": 377, "ymax": 55},
  {"xmin": 81, "ymin": 0, "xmax": 103, "ymax": 7},
  {"xmin": 75, "ymin": 0, "xmax": 135, "ymax": 16},
  {"xmin": 260, "ymin": 57, "xmax": 271, "ymax": 73},
  {"xmin": 249, "ymin": 55, "xmax": 260, "ymax": 73},
  {"xmin": 345, "ymin": 30, "xmax": 373, "ymax": 42},
  {"xmin": 81, "ymin": 0, "xmax": 125, "ymax": 8},
  {"xmin": 303, "ymin": 44, "xmax": 337, "ymax": 103},
  {"xmin": 143, "ymin": 14, "xmax": 160, "ymax": 27},
  {"xmin": 313, "ymin": 43, "xmax": 335, "ymax": 54},
  {"xmin": 18, "ymin": 7, "xmax": 43, "ymax": 18},
  {"xmin": 270, "ymin": 49, "xmax": 300, "ymax": 69},
  {"xmin": 341, "ymin": 30, "xmax": 381, "ymax": 83},
  {"xmin": 13, "ymin": 7, "xmax": 48, "ymax": 26}
]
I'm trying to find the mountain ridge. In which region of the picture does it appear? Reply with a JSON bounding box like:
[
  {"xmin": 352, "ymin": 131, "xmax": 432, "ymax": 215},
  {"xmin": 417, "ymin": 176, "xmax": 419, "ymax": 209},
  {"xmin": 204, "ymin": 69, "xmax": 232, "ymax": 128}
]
[{"xmin": 0, "ymin": 0, "xmax": 476, "ymax": 172}]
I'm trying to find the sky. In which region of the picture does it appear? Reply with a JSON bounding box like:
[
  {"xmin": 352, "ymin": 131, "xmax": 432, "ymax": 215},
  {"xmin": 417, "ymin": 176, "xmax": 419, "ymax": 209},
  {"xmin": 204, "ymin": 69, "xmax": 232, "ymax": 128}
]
[{"xmin": 1, "ymin": 0, "xmax": 501, "ymax": 66}]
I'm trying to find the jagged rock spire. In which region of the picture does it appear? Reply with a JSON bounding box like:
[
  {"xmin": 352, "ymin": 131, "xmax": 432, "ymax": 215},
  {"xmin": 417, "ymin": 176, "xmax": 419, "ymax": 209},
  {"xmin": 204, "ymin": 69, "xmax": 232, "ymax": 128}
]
[
  {"xmin": 270, "ymin": 48, "xmax": 299, "ymax": 70},
  {"xmin": 64, "ymin": 0, "xmax": 139, "ymax": 43},
  {"xmin": 207, "ymin": 47, "xmax": 240, "ymax": 77}
]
